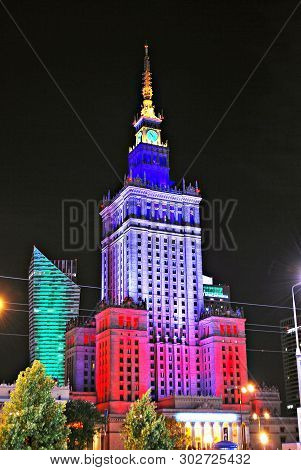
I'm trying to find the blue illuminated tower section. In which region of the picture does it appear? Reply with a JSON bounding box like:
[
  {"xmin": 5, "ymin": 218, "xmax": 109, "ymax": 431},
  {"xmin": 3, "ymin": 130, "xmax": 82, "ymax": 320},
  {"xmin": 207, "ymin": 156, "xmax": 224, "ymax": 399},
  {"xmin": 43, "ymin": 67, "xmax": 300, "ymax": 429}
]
[
  {"xmin": 128, "ymin": 45, "xmax": 169, "ymax": 187},
  {"xmin": 29, "ymin": 247, "xmax": 80, "ymax": 384},
  {"xmin": 100, "ymin": 45, "xmax": 204, "ymax": 400}
]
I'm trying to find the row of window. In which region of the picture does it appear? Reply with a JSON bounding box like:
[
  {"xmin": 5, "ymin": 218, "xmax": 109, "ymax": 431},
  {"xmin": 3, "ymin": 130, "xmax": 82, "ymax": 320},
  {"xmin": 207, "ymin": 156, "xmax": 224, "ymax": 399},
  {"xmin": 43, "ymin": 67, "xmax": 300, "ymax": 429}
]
[{"xmin": 120, "ymin": 394, "xmax": 139, "ymax": 401}]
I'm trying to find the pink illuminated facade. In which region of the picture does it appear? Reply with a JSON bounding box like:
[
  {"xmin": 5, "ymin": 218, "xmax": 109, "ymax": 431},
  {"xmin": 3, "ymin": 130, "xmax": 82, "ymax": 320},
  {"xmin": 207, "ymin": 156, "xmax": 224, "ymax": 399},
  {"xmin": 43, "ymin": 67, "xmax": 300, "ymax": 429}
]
[
  {"xmin": 95, "ymin": 303, "xmax": 150, "ymax": 414},
  {"xmin": 199, "ymin": 315, "xmax": 248, "ymax": 408}
]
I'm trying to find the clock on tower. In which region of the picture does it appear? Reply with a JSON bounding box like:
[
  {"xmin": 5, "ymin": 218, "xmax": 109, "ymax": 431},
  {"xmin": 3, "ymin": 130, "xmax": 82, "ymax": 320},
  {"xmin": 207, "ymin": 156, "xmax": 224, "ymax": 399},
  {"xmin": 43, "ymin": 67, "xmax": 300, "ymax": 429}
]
[{"xmin": 129, "ymin": 44, "xmax": 170, "ymax": 186}]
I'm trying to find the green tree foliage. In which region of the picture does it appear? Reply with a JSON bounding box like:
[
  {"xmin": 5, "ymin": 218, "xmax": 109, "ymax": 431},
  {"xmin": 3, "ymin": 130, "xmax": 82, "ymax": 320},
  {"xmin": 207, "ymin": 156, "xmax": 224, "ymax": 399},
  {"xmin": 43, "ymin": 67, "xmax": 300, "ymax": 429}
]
[
  {"xmin": 165, "ymin": 417, "xmax": 191, "ymax": 450},
  {"xmin": 0, "ymin": 360, "xmax": 69, "ymax": 450},
  {"xmin": 121, "ymin": 390, "xmax": 173, "ymax": 450},
  {"xmin": 65, "ymin": 400, "xmax": 103, "ymax": 449}
]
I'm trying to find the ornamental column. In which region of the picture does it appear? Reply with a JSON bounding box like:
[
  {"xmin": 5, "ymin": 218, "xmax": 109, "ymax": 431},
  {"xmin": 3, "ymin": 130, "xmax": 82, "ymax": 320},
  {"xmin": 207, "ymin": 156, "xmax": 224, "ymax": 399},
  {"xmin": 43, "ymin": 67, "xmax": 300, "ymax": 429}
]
[
  {"xmin": 151, "ymin": 201, "xmax": 155, "ymax": 219},
  {"xmin": 141, "ymin": 199, "xmax": 147, "ymax": 217},
  {"xmin": 159, "ymin": 201, "xmax": 163, "ymax": 219},
  {"xmin": 218, "ymin": 422, "xmax": 223, "ymax": 442},
  {"xmin": 228, "ymin": 423, "xmax": 233, "ymax": 442},
  {"xmin": 210, "ymin": 422, "xmax": 214, "ymax": 449},
  {"xmin": 237, "ymin": 423, "xmax": 242, "ymax": 449},
  {"xmin": 200, "ymin": 422, "xmax": 204, "ymax": 449},
  {"xmin": 191, "ymin": 422, "xmax": 196, "ymax": 449}
]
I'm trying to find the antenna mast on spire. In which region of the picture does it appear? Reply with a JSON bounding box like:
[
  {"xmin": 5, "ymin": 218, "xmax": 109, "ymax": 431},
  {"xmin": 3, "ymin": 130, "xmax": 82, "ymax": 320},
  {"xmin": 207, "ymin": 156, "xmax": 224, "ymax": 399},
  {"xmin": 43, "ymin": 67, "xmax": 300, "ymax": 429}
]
[{"xmin": 141, "ymin": 43, "xmax": 156, "ymax": 118}]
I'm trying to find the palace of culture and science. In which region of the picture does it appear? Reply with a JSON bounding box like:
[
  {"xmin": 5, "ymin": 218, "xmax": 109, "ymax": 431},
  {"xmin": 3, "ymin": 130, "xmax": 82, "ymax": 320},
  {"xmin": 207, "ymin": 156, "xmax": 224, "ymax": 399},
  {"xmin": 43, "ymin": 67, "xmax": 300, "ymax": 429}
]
[{"xmin": 64, "ymin": 45, "xmax": 250, "ymax": 449}]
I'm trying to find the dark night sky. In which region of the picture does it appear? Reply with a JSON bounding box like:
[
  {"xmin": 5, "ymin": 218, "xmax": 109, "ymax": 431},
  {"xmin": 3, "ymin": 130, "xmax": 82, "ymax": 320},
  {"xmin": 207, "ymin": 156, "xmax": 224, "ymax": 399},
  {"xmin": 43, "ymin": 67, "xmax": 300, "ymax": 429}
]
[{"xmin": 0, "ymin": 1, "xmax": 301, "ymax": 410}]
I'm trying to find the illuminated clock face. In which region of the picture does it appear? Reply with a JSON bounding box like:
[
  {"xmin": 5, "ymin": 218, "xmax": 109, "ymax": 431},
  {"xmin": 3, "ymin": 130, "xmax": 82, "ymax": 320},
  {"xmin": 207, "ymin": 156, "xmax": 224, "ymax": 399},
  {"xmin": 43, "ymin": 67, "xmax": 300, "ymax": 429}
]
[
  {"xmin": 137, "ymin": 131, "xmax": 142, "ymax": 143},
  {"xmin": 146, "ymin": 129, "xmax": 158, "ymax": 143}
]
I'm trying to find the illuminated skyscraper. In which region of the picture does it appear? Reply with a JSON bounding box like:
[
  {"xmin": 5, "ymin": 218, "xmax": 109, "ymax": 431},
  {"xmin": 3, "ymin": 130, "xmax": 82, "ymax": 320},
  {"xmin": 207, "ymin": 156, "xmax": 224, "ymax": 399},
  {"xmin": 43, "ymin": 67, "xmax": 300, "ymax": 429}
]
[
  {"xmin": 29, "ymin": 246, "xmax": 80, "ymax": 384},
  {"xmin": 73, "ymin": 45, "xmax": 250, "ymax": 449},
  {"xmin": 100, "ymin": 44, "xmax": 203, "ymax": 400}
]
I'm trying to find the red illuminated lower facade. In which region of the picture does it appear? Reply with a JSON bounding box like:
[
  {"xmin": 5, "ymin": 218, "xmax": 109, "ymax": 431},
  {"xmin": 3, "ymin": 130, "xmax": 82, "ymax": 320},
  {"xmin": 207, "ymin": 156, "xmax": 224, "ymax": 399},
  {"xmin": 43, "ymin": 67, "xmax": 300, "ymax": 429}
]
[
  {"xmin": 95, "ymin": 304, "xmax": 150, "ymax": 449},
  {"xmin": 198, "ymin": 314, "xmax": 248, "ymax": 409},
  {"xmin": 66, "ymin": 300, "xmax": 251, "ymax": 450},
  {"xmin": 95, "ymin": 305, "xmax": 150, "ymax": 410}
]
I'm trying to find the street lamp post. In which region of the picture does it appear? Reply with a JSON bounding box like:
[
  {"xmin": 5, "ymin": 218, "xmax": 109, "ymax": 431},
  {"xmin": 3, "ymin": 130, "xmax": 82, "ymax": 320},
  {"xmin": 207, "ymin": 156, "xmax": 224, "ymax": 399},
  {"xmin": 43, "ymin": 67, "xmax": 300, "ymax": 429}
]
[
  {"xmin": 237, "ymin": 389, "xmax": 244, "ymax": 449},
  {"xmin": 252, "ymin": 412, "xmax": 270, "ymax": 450},
  {"xmin": 291, "ymin": 282, "xmax": 301, "ymax": 443},
  {"xmin": 228, "ymin": 383, "xmax": 254, "ymax": 450},
  {"xmin": 241, "ymin": 383, "xmax": 255, "ymax": 450}
]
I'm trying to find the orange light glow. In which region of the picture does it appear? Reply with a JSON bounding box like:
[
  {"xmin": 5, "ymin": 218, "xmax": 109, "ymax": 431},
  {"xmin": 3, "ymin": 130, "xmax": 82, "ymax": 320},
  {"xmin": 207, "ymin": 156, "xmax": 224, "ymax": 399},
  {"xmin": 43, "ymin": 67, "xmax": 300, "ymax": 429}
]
[
  {"xmin": 68, "ymin": 421, "xmax": 83, "ymax": 429},
  {"xmin": 242, "ymin": 383, "xmax": 255, "ymax": 394},
  {"xmin": 0, "ymin": 298, "xmax": 5, "ymax": 313},
  {"xmin": 259, "ymin": 432, "xmax": 269, "ymax": 446}
]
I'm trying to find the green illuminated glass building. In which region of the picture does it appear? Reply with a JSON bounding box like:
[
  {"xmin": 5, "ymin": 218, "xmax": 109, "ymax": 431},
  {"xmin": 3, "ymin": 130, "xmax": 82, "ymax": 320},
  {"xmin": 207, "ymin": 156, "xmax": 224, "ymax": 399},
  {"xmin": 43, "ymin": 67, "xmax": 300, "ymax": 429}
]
[{"xmin": 29, "ymin": 247, "xmax": 80, "ymax": 384}]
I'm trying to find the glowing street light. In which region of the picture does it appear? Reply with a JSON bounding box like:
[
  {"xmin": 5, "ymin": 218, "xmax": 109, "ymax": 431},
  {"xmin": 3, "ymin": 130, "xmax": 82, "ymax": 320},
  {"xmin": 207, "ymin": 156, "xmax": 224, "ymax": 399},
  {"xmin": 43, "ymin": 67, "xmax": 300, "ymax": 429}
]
[
  {"xmin": 226, "ymin": 383, "xmax": 256, "ymax": 449},
  {"xmin": 259, "ymin": 431, "xmax": 269, "ymax": 450},
  {"xmin": 235, "ymin": 383, "xmax": 255, "ymax": 450},
  {"xmin": 241, "ymin": 383, "xmax": 255, "ymax": 395},
  {"xmin": 0, "ymin": 297, "xmax": 5, "ymax": 313},
  {"xmin": 263, "ymin": 411, "xmax": 270, "ymax": 420},
  {"xmin": 252, "ymin": 410, "xmax": 270, "ymax": 437}
]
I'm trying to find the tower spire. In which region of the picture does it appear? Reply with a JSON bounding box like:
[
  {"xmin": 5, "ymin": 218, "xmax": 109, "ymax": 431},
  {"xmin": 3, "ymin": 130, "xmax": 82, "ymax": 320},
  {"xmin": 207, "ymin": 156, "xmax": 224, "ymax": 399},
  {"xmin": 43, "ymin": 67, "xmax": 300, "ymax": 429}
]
[{"xmin": 141, "ymin": 43, "xmax": 156, "ymax": 119}]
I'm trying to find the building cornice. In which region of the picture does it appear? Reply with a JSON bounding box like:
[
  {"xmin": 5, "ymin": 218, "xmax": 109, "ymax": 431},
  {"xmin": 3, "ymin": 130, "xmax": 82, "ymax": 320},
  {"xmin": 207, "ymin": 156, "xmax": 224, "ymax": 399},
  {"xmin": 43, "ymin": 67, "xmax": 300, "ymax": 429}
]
[{"xmin": 100, "ymin": 184, "xmax": 202, "ymax": 218}]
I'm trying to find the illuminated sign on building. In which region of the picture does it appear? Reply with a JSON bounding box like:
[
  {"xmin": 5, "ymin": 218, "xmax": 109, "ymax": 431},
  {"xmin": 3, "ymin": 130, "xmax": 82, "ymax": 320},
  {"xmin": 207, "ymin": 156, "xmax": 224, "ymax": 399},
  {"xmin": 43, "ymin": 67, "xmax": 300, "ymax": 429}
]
[{"xmin": 203, "ymin": 284, "xmax": 230, "ymax": 300}]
